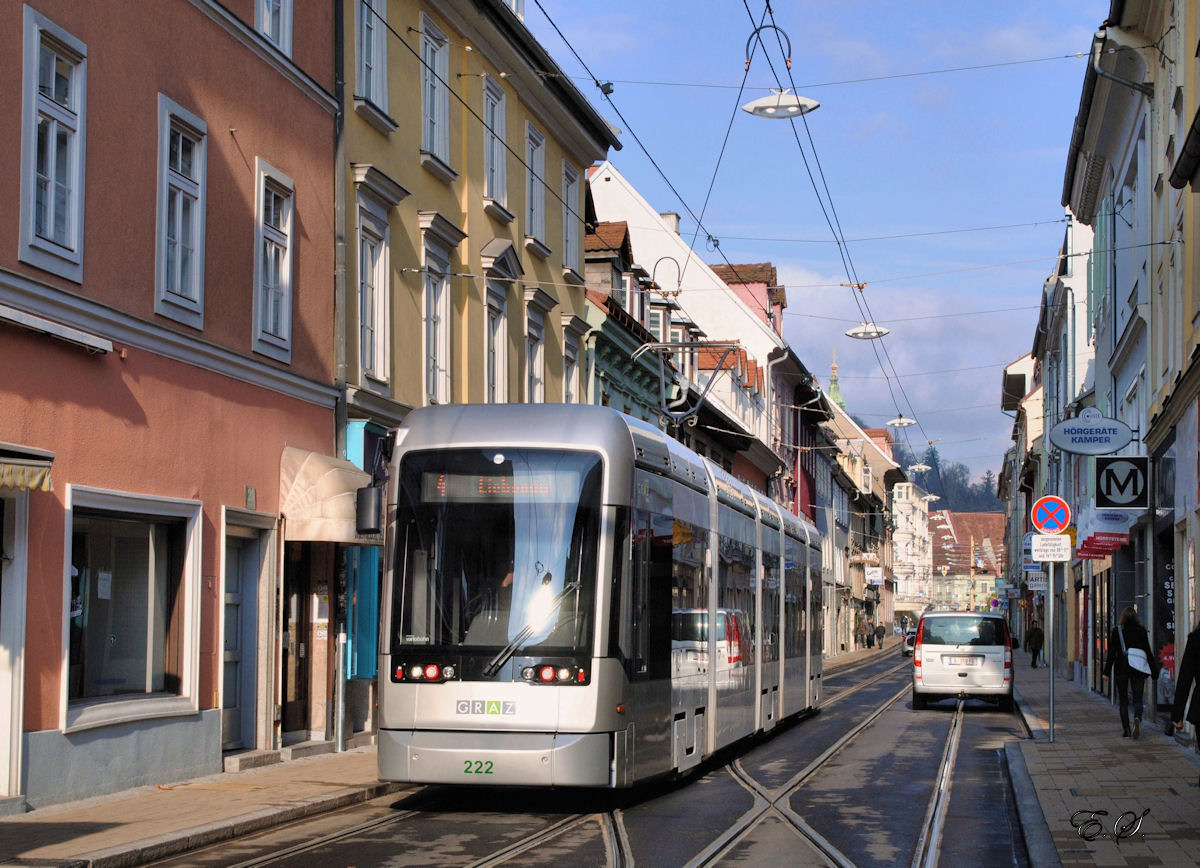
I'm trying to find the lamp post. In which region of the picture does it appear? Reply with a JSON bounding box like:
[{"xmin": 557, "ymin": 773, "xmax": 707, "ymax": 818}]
[
  {"xmin": 845, "ymin": 322, "xmax": 890, "ymax": 340},
  {"xmin": 740, "ymin": 26, "xmax": 819, "ymax": 120},
  {"xmin": 742, "ymin": 88, "xmax": 819, "ymax": 119}
]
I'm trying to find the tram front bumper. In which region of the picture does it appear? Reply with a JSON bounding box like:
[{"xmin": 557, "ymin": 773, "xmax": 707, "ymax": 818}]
[{"xmin": 379, "ymin": 729, "xmax": 611, "ymax": 787}]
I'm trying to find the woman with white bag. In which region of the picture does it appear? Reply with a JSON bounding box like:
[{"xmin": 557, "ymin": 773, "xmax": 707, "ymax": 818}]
[{"xmin": 1102, "ymin": 606, "xmax": 1160, "ymax": 739}]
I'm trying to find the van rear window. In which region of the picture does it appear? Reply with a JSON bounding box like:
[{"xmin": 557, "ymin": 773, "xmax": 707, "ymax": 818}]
[{"xmin": 919, "ymin": 617, "xmax": 1007, "ymax": 646}]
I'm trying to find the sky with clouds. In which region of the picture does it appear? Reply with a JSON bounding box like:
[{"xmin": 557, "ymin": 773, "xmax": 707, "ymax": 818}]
[{"xmin": 524, "ymin": 0, "xmax": 1103, "ymax": 481}]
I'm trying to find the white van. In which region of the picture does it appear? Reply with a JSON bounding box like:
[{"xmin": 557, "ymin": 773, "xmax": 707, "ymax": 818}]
[
  {"xmin": 911, "ymin": 611, "xmax": 1014, "ymax": 712},
  {"xmin": 671, "ymin": 608, "xmax": 751, "ymax": 677}
]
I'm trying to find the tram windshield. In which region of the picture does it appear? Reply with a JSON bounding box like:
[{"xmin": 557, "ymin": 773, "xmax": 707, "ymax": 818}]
[{"xmin": 391, "ymin": 448, "xmax": 602, "ymax": 657}]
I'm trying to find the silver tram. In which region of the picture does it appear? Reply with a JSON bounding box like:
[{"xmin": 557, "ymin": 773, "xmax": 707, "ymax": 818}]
[{"xmin": 377, "ymin": 404, "xmax": 824, "ymax": 788}]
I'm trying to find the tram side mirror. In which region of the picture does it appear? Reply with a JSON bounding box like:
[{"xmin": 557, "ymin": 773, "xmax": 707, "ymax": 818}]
[{"xmin": 356, "ymin": 484, "xmax": 383, "ymax": 535}]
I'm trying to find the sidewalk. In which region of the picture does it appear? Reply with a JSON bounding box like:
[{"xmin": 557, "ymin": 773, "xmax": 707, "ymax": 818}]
[
  {"xmin": 0, "ymin": 642, "xmax": 916, "ymax": 868},
  {"xmin": 1008, "ymin": 663, "xmax": 1200, "ymax": 867},
  {"xmin": 0, "ymin": 746, "xmax": 411, "ymax": 867}
]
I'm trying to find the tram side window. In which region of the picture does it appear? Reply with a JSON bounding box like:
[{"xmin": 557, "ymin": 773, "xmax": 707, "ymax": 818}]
[
  {"xmin": 809, "ymin": 564, "xmax": 823, "ymax": 654},
  {"xmin": 761, "ymin": 547, "xmax": 779, "ymax": 663},
  {"xmin": 628, "ymin": 508, "xmax": 671, "ymax": 680},
  {"xmin": 716, "ymin": 512, "xmax": 756, "ymax": 668},
  {"xmin": 671, "ymin": 517, "xmax": 706, "ymax": 611},
  {"xmin": 784, "ymin": 537, "xmax": 806, "ymax": 658},
  {"xmin": 610, "ymin": 507, "xmax": 631, "ymax": 661}
]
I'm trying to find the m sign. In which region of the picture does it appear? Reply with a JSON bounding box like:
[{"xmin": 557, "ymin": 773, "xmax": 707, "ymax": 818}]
[{"xmin": 1095, "ymin": 456, "xmax": 1149, "ymax": 509}]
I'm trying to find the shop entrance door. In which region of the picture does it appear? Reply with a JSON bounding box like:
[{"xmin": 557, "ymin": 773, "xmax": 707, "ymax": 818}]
[
  {"xmin": 281, "ymin": 544, "xmax": 310, "ymax": 743},
  {"xmin": 222, "ymin": 532, "xmax": 260, "ymax": 750}
]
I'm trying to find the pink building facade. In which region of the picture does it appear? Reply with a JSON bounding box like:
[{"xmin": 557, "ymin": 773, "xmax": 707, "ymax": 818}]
[{"xmin": 0, "ymin": 1, "xmax": 357, "ymax": 809}]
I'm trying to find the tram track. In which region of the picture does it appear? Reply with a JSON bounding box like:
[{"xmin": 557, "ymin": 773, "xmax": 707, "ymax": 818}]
[
  {"xmin": 911, "ymin": 701, "xmax": 965, "ymax": 868},
  {"xmin": 690, "ymin": 673, "xmax": 969, "ymax": 868},
  {"xmin": 208, "ymin": 790, "xmax": 632, "ymax": 868},
  {"xmin": 688, "ymin": 681, "xmax": 910, "ymax": 866},
  {"xmin": 159, "ymin": 655, "xmax": 975, "ymax": 868},
  {"xmin": 821, "ymin": 658, "xmax": 910, "ymax": 710},
  {"xmin": 219, "ymin": 807, "xmax": 426, "ymax": 868}
]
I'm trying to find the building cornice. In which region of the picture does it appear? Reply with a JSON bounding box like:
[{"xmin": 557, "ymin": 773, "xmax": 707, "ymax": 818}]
[{"xmin": 1, "ymin": 267, "xmax": 336, "ymax": 408}]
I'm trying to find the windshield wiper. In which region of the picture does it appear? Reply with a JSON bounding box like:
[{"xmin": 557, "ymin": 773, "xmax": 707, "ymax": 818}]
[{"xmin": 482, "ymin": 577, "xmax": 579, "ymax": 677}]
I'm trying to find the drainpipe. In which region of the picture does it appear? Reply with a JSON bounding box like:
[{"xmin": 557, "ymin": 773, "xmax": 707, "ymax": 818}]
[
  {"xmin": 765, "ymin": 347, "xmax": 791, "ymax": 504},
  {"xmin": 1090, "ymin": 28, "xmax": 1154, "ymax": 99},
  {"xmin": 583, "ymin": 327, "xmax": 600, "ymax": 405},
  {"xmin": 333, "ymin": 0, "xmax": 348, "ymax": 752}
]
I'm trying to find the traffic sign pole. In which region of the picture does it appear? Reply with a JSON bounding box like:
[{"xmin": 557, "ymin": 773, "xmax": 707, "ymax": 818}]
[
  {"xmin": 1048, "ymin": 561, "xmax": 1055, "ymax": 743},
  {"xmin": 1030, "ymin": 495, "xmax": 1070, "ymax": 745}
]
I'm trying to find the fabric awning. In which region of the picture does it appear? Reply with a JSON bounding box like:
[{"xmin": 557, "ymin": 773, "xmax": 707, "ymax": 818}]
[
  {"xmin": 0, "ymin": 441, "xmax": 55, "ymax": 492},
  {"xmin": 279, "ymin": 446, "xmax": 381, "ymax": 545}
]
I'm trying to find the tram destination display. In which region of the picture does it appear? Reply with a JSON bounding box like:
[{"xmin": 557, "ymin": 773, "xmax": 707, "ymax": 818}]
[{"xmin": 422, "ymin": 470, "xmax": 574, "ymax": 502}]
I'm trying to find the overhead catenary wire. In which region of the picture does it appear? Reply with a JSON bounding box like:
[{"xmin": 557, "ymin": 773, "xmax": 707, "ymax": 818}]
[
  {"xmin": 388, "ymin": 1, "xmax": 1032, "ymax": 481},
  {"xmin": 537, "ymin": 49, "xmax": 1103, "ymax": 93},
  {"xmin": 741, "ymin": 2, "xmax": 925, "ymax": 474},
  {"xmin": 530, "ymin": 0, "xmax": 785, "ymax": 326}
]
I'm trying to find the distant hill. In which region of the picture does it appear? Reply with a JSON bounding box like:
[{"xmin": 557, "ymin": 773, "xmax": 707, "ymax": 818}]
[{"xmin": 893, "ymin": 442, "xmax": 1003, "ymax": 513}]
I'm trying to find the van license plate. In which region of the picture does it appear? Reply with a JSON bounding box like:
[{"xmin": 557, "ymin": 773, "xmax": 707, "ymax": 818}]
[{"xmin": 945, "ymin": 656, "xmax": 978, "ymax": 666}]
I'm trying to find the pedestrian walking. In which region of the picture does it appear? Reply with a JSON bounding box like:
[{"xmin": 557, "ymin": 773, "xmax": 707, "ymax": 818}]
[
  {"xmin": 866, "ymin": 621, "xmax": 875, "ymax": 649},
  {"xmin": 1027, "ymin": 620, "xmax": 1044, "ymax": 668},
  {"xmin": 1172, "ymin": 621, "xmax": 1200, "ymax": 788},
  {"xmin": 1103, "ymin": 606, "xmax": 1160, "ymax": 739},
  {"xmin": 875, "ymin": 623, "xmax": 886, "ymax": 650},
  {"xmin": 856, "ymin": 622, "xmax": 866, "ymax": 650}
]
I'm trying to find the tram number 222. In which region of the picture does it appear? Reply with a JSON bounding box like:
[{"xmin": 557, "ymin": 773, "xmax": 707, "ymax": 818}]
[{"xmin": 464, "ymin": 760, "xmax": 495, "ymax": 775}]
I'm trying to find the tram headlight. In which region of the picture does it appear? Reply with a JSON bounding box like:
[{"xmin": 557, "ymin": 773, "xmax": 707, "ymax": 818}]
[
  {"xmin": 520, "ymin": 662, "xmax": 589, "ymax": 685},
  {"xmin": 409, "ymin": 664, "xmax": 424, "ymax": 680},
  {"xmin": 442, "ymin": 665, "xmax": 456, "ymax": 680}
]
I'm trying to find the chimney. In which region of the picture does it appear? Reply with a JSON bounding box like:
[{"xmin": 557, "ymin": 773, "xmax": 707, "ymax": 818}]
[{"xmin": 660, "ymin": 211, "xmax": 680, "ymax": 234}]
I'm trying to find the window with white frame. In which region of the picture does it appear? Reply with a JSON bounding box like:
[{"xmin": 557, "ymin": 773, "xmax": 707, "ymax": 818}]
[
  {"xmin": 647, "ymin": 306, "xmax": 664, "ymax": 341},
  {"xmin": 611, "ymin": 272, "xmax": 630, "ymax": 311},
  {"xmin": 563, "ymin": 334, "xmax": 578, "ymax": 403},
  {"xmin": 256, "ymin": 0, "xmax": 292, "ymax": 54},
  {"xmin": 357, "ymin": 0, "xmax": 387, "ymax": 111},
  {"xmin": 156, "ymin": 95, "xmax": 206, "ymax": 328},
  {"xmin": 483, "ymin": 78, "xmax": 506, "ymax": 205},
  {"xmin": 669, "ymin": 323, "xmax": 685, "ymax": 374},
  {"xmin": 253, "ymin": 159, "xmax": 293, "ymax": 362},
  {"xmin": 562, "ymin": 162, "xmax": 580, "ymax": 271},
  {"xmin": 65, "ymin": 486, "xmax": 201, "ymax": 730},
  {"xmin": 358, "ymin": 199, "xmax": 389, "ymax": 382},
  {"xmin": 20, "ymin": 8, "xmax": 87, "ymax": 282},
  {"xmin": 562, "ymin": 314, "xmax": 587, "ymax": 405},
  {"xmin": 486, "ymin": 281, "xmax": 507, "ymax": 403},
  {"xmin": 524, "ymin": 288, "xmax": 556, "ymax": 404},
  {"xmin": 525, "ymin": 124, "xmax": 545, "ymax": 242},
  {"xmin": 526, "ymin": 316, "xmax": 544, "ymax": 403},
  {"xmin": 421, "ymin": 16, "xmax": 449, "ymax": 164},
  {"xmin": 424, "ymin": 245, "xmax": 451, "ymax": 404}
]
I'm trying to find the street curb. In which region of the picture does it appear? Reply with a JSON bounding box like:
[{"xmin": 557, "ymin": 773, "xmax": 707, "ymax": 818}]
[
  {"xmin": 76, "ymin": 781, "xmax": 407, "ymax": 868},
  {"xmin": 1004, "ymin": 741, "xmax": 1060, "ymax": 868}
]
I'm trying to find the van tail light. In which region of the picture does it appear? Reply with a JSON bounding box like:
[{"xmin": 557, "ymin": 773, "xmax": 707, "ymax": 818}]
[
  {"xmin": 728, "ymin": 614, "xmax": 742, "ymax": 664},
  {"xmin": 913, "ymin": 622, "xmax": 923, "ymax": 667}
]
